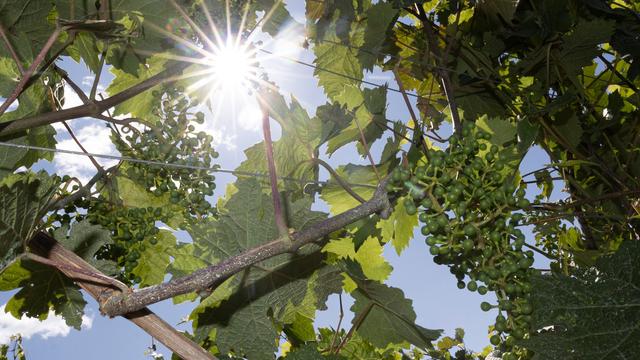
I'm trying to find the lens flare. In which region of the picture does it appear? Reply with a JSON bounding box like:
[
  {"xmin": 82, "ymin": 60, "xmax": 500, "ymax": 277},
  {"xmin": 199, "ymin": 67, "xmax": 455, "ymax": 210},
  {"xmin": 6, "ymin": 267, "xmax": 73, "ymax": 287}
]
[{"xmin": 207, "ymin": 39, "xmax": 258, "ymax": 90}]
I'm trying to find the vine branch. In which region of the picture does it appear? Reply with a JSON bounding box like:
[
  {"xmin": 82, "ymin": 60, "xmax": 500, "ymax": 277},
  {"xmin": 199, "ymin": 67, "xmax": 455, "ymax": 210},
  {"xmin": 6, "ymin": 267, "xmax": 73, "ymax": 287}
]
[
  {"xmin": 28, "ymin": 232, "xmax": 217, "ymax": 360},
  {"xmin": 0, "ymin": 62, "xmax": 189, "ymax": 138},
  {"xmin": 0, "ymin": 27, "xmax": 62, "ymax": 116},
  {"xmin": 99, "ymin": 178, "xmax": 391, "ymax": 317},
  {"xmin": 0, "ymin": 23, "xmax": 24, "ymax": 73}
]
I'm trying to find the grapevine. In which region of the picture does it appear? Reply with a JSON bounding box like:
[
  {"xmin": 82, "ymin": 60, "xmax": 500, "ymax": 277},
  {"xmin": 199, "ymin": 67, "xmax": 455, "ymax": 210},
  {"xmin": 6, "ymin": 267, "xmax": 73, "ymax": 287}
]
[
  {"xmin": 67, "ymin": 86, "xmax": 219, "ymax": 282},
  {"xmin": 388, "ymin": 122, "xmax": 536, "ymax": 359}
]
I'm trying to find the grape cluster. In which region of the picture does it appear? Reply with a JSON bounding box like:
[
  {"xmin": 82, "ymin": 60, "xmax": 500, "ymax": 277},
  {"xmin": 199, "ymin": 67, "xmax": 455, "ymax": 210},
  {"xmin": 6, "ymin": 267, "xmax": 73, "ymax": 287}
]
[
  {"xmin": 66, "ymin": 86, "xmax": 219, "ymax": 282},
  {"xmin": 113, "ymin": 86, "xmax": 219, "ymax": 216},
  {"xmin": 388, "ymin": 122, "xmax": 535, "ymax": 359},
  {"xmin": 87, "ymin": 203, "xmax": 161, "ymax": 280}
]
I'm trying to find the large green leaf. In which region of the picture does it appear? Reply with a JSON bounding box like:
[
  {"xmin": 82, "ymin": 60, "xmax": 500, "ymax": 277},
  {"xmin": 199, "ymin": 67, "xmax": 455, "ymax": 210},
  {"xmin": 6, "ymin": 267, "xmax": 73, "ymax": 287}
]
[
  {"xmin": 346, "ymin": 263, "xmax": 442, "ymax": 349},
  {"xmin": 522, "ymin": 240, "xmax": 640, "ymax": 359},
  {"xmin": 376, "ymin": 195, "xmax": 418, "ymax": 255},
  {"xmin": 191, "ymin": 179, "xmax": 341, "ymax": 360},
  {"xmin": 0, "ymin": 0, "xmax": 54, "ymax": 59},
  {"xmin": 0, "ymin": 259, "xmax": 86, "ymax": 329},
  {"xmin": 323, "ymin": 237, "xmax": 393, "ymax": 282},
  {"xmin": 326, "ymin": 87, "xmax": 388, "ymax": 156},
  {"xmin": 237, "ymin": 92, "xmax": 321, "ymax": 190},
  {"xmin": 66, "ymin": 32, "xmax": 102, "ymax": 74},
  {"xmin": 314, "ymin": 35, "xmax": 362, "ymax": 103},
  {"xmin": 320, "ymin": 163, "xmax": 388, "ymax": 215},
  {"xmin": 106, "ymin": 55, "xmax": 167, "ymax": 122},
  {"xmin": 0, "ymin": 173, "xmax": 58, "ymax": 271},
  {"xmin": 356, "ymin": 2, "xmax": 399, "ymax": 71},
  {"xmin": 53, "ymin": 220, "xmax": 117, "ymax": 276},
  {"xmin": 560, "ymin": 19, "xmax": 615, "ymax": 77}
]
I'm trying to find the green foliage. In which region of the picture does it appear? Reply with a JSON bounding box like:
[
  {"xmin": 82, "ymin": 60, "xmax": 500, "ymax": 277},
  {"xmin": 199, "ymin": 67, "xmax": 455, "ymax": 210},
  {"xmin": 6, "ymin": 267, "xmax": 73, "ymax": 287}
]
[
  {"xmin": 346, "ymin": 262, "xmax": 442, "ymax": 349},
  {"xmin": 53, "ymin": 220, "xmax": 117, "ymax": 275},
  {"xmin": 190, "ymin": 179, "xmax": 341, "ymax": 360},
  {"xmin": 0, "ymin": 0, "xmax": 639, "ymax": 359},
  {"xmin": 0, "ymin": 172, "xmax": 59, "ymax": 271},
  {"xmin": 523, "ymin": 240, "xmax": 640, "ymax": 359},
  {"xmin": 0, "ymin": 259, "xmax": 86, "ymax": 329},
  {"xmin": 0, "ymin": 335, "xmax": 26, "ymax": 360}
]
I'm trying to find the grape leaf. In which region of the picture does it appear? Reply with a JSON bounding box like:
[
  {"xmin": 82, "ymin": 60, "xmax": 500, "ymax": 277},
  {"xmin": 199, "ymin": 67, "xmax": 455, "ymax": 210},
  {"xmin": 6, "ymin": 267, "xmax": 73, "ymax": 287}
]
[
  {"xmin": 476, "ymin": 116, "xmax": 516, "ymax": 146},
  {"xmin": 560, "ymin": 19, "xmax": 615, "ymax": 77},
  {"xmin": 376, "ymin": 196, "xmax": 418, "ymax": 255},
  {"xmin": 284, "ymin": 343, "xmax": 345, "ymax": 359},
  {"xmin": 323, "ymin": 237, "xmax": 393, "ymax": 282},
  {"xmin": 320, "ymin": 163, "xmax": 388, "ymax": 215},
  {"xmin": 326, "ymin": 87, "xmax": 388, "ymax": 156},
  {"xmin": 167, "ymin": 242, "xmax": 209, "ymax": 304},
  {"xmin": 66, "ymin": 32, "xmax": 102, "ymax": 74},
  {"xmin": 106, "ymin": 55, "xmax": 167, "ymax": 121},
  {"xmin": 522, "ymin": 240, "xmax": 640, "ymax": 359},
  {"xmin": 53, "ymin": 220, "xmax": 116, "ymax": 275},
  {"xmin": 357, "ymin": 2, "xmax": 399, "ymax": 70},
  {"xmin": 0, "ymin": 57, "xmax": 20, "ymax": 98},
  {"xmin": 0, "ymin": 259, "xmax": 86, "ymax": 329},
  {"xmin": 132, "ymin": 229, "xmax": 176, "ymax": 286},
  {"xmin": 314, "ymin": 36, "xmax": 362, "ymax": 103},
  {"xmin": 346, "ymin": 263, "xmax": 442, "ymax": 349},
  {"xmin": 237, "ymin": 92, "xmax": 321, "ymax": 190},
  {"xmin": 353, "ymin": 237, "xmax": 392, "ymax": 282},
  {"xmin": 190, "ymin": 179, "xmax": 341, "ymax": 360},
  {"xmin": 0, "ymin": 173, "xmax": 58, "ymax": 271},
  {"xmin": 0, "ymin": 0, "xmax": 54, "ymax": 57}
]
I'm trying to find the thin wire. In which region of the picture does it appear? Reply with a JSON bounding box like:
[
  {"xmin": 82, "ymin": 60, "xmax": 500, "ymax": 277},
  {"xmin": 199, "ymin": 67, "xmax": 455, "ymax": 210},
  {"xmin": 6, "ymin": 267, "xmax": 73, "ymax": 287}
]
[
  {"xmin": 258, "ymin": 48, "xmax": 421, "ymax": 98},
  {"xmin": 0, "ymin": 141, "xmax": 377, "ymax": 189}
]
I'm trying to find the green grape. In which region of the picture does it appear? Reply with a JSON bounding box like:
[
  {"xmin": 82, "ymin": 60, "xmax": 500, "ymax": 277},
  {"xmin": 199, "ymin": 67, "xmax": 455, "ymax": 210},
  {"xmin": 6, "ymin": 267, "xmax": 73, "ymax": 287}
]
[
  {"xmin": 480, "ymin": 302, "xmax": 493, "ymax": 312},
  {"xmin": 467, "ymin": 280, "xmax": 478, "ymax": 291},
  {"xmin": 388, "ymin": 124, "xmax": 537, "ymax": 355},
  {"xmin": 490, "ymin": 334, "xmax": 501, "ymax": 346}
]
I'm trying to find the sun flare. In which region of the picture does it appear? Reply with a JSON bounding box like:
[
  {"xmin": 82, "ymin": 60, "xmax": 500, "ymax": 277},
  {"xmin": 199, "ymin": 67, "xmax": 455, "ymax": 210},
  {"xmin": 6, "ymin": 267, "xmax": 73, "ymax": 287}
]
[
  {"xmin": 207, "ymin": 40, "xmax": 258, "ymax": 91},
  {"xmin": 148, "ymin": 0, "xmax": 305, "ymax": 139}
]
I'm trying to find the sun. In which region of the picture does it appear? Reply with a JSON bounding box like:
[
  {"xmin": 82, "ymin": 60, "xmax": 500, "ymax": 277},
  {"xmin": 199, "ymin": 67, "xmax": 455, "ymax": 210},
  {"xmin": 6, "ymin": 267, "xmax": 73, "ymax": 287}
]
[
  {"xmin": 146, "ymin": 0, "xmax": 305, "ymax": 136},
  {"xmin": 206, "ymin": 39, "xmax": 259, "ymax": 92}
]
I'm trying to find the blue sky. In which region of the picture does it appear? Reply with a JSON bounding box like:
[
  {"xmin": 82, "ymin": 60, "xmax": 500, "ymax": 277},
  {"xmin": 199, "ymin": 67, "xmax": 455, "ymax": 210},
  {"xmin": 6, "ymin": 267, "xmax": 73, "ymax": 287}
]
[{"xmin": 0, "ymin": 2, "xmax": 562, "ymax": 359}]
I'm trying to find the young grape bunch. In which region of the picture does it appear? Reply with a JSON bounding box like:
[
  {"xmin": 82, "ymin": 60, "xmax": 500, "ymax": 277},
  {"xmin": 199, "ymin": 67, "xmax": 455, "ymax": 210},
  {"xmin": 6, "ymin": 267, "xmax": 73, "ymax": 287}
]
[
  {"xmin": 388, "ymin": 121, "xmax": 535, "ymax": 358},
  {"xmin": 70, "ymin": 85, "xmax": 219, "ymax": 283}
]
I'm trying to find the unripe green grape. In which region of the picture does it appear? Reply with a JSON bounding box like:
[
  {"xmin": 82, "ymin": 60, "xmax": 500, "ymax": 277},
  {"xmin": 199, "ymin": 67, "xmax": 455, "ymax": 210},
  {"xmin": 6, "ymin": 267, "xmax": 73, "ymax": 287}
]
[
  {"xmin": 462, "ymin": 239, "xmax": 474, "ymax": 252},
  {"xmin": 480, "ymin": 302, "xmax": 493, "ymax": 312},
  {"xmin": 467, "ymin": 280, "xmax": 478, "ymax": 291},
  {"xmin": 490, "ymin": 334, "xmax": 501, "ymax": 346}
]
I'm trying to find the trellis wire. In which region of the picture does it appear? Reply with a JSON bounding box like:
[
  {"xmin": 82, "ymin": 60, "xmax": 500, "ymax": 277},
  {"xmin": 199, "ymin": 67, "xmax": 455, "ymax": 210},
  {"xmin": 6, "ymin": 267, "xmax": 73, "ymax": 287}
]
[{"xmin": 0, "ymin": 141, "xmax": 377, "ymax": 189}]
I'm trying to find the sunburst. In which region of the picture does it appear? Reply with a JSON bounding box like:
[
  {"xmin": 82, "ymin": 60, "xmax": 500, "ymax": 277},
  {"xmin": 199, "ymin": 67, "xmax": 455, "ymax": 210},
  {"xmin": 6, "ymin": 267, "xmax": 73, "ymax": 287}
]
[{"xmin": 143, "ymin": 0, "xmax": 305, "ymax": 137}]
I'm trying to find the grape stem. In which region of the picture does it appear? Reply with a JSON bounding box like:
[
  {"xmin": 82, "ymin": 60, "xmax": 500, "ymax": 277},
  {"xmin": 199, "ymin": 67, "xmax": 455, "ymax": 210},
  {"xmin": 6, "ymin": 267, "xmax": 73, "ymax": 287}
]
[{"xmin": 259, "ymin": 96, "xmax": 289, "ymax": 238}]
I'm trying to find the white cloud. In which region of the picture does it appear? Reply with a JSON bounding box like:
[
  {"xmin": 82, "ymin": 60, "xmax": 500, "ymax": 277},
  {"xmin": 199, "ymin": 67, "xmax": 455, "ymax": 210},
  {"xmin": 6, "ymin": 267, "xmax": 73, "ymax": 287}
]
[
  {"xmin": 209, "ymin": 127, "xmax": 238, "ymax": 151},
  {"xmin": 80, "ymin": 76, "xmax": 106, "ymax": 97},
  {"xmin": 61, "ymin": 85, "xmax": 85, "ymax": 109},
  {"xmin": 53, "ymin": 123, "xmax": 119, "ymax": 183},
  {"xmin": 0, "ymin": 305, "xmax": 93, "ymax": 344}
]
